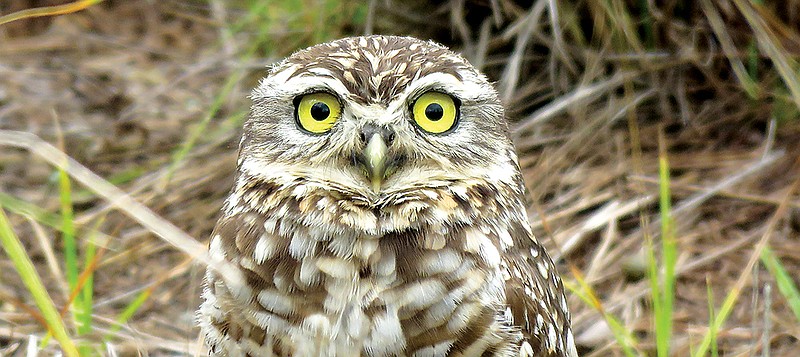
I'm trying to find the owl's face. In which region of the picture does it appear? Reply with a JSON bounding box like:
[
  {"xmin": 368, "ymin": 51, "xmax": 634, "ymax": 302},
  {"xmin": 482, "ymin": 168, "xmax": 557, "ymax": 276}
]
[{"xmin": 239, "ymin": 36, "xmax": 515, "ymax": 204}]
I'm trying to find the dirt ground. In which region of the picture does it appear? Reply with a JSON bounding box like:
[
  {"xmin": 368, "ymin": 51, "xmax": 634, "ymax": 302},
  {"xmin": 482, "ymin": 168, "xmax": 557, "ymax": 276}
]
[{"xmin": 1, "ymin": 1, "xmax": 799, "ymax": 356}]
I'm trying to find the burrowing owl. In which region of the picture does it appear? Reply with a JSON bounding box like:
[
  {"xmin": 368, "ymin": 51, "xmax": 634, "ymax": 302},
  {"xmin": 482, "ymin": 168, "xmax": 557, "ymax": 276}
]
[{"xmin": 198, "ymin": 35, "xmax": 577, "ymax": 357}]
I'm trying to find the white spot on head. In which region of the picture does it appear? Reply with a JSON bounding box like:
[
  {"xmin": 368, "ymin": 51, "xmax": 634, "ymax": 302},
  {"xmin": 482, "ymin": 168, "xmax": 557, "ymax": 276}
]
[
  {"xmin": 332, "ymin": 56, "xmax": 356, "ymax": 68},
  {"xmin": 307, "ymin": 67, "xmax": 333, "ymax": 76},
  {"xmin": 344, "ymin": 71, "xmax": 357, "ymax": 87}
]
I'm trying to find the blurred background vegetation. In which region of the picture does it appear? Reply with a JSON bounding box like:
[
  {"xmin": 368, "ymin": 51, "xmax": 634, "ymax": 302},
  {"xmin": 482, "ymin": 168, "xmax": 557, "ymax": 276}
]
[{"xmin": 1, "ymin": 0, "xmax": 799, "ymax": 355}]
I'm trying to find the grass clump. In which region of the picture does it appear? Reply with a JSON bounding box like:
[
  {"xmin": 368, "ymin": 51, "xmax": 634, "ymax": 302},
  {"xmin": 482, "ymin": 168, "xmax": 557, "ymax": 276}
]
[
  {"xmin": 1, "ymin": 0, "xmax": 800, "ymax": 355},
  {"xmin": 648, "ymin": 129, "xmax": 678, "ymax": 357},
  {"xmin": 0, "ymin": 209, "xmax": 78, "ymax": 356}
]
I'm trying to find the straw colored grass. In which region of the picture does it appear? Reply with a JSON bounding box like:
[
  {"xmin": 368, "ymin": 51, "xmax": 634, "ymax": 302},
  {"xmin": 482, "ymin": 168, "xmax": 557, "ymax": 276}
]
[{"xmin": 1, "ymin": 0, "xmax": 799, "ymax": 355}]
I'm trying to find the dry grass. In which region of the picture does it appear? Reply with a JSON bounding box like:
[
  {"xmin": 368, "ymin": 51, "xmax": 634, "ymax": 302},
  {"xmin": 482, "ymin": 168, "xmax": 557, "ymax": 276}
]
[{"xmin": 1, "ymin": 0, "xmax": 799, "ymax": 355}]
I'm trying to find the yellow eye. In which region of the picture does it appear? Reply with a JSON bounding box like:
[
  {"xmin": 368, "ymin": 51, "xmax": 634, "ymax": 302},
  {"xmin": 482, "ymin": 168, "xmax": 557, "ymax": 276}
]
[
  {"xmin": 412, "ymin": 92, "xmax": 458, "ymax": 134},
  {"xmin": 295, "ymin": 93, "xmax": 341, "ymax": 134}
]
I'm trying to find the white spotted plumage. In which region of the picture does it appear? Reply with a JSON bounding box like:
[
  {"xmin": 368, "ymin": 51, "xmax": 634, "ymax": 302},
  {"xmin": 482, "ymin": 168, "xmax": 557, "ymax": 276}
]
[{"xmin": 198, "ymin": 35, "xmax": 577, "ymax": 356}]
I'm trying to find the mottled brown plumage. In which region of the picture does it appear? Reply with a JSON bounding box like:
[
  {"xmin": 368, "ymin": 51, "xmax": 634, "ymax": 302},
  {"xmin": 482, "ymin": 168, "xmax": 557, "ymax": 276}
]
[{"xmin": 198, "ymin": 35, "xmax": 577, "ymax": 357}]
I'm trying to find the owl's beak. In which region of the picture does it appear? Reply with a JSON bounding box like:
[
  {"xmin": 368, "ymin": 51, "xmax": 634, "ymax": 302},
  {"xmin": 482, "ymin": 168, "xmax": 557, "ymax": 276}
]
[{"xmin": 363, "ymin": 133, "xmax": 388, "ymax": 192}]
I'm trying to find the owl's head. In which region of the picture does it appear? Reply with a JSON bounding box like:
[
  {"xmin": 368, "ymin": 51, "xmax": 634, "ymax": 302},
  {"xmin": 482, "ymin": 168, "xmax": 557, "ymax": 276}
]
[{"xmin": 238, "ymin": 36, "xmax": 518, "ymax": 205}]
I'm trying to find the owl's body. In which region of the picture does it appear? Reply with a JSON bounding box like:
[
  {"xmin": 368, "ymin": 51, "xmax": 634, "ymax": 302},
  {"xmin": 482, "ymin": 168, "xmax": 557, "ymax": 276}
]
[{"xmin": 198, "ymin": 36, "xmax": 577, "ymax": 357}]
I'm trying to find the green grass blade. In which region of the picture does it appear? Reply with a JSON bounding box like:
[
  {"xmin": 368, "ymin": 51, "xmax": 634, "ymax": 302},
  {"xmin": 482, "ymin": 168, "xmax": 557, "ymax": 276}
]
[
  {"xmin": 645, "ymin": 230, "xmax": 661, "ymax": 345},
  {"xmin": 706, "ymin": 277, "xmax": 719, "ymax": 357},
  {"xmin": 564, "ymin": 278, "xmax": 641, "ymax": 357},
  {"xmin": 57, "ymin": 167, "xmax": 78, "ymax": 300},
  {"xmin": 694, "ymin": 280, "xmax": 744, "ymax": 356},
  {"xmin": 0, "ymin": 192, "xmax": 61, "ymax": 228},
  {"xmin": 639, "ymin": 0, "xmax": 654, "ymax": 48},
  {"xmin": 699, "ymin": 0, "xmax": 760, "ymax": 99},
  {"xmin": 78, "ymin": 249, "xmax": 95, "ymax": 333},
  {"xmin": 747, "ymin": 41, "xmax": 759, "ymax": 79},
  {"xmin": 747, "ymin": 0, "xmax": 763, "ymax": 78},
  {"xmin": 0, "ymin": 208, "xmax": 79, "ymax": 357},
  {"xmin": 694, "ymin": 179, "xmax": 800, "ymax": 356},
  {"xmin": 653, "ymin": 129, "xmax": 677, "ymax": 357},
  {"xmin": 77, "ymin": 218, "xmax": 102, "ymax": 337},
  {"xmin": 603, "ymin": 312, "xmax": 639, "ymax": 357},
  {"xmin": 760, "ymin": 246, "xmax": 800, "ymax": 321},
  {"xmin": 732, "ymin": 0, "xmax": 800, "ymax": 109}
]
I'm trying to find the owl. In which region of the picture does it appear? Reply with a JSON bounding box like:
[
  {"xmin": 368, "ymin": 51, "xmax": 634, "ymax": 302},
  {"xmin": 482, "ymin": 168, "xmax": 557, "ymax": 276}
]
[{"xmin": 198, "ymin": 35, "xmax": 578, "ymax": 357}]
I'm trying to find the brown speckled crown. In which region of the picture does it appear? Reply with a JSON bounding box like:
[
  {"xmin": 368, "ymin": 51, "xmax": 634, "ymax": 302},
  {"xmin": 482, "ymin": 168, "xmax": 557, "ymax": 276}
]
[
  {"xmin": 198, "ymin": 35, "xmax": 577, "ymax": 357},
  {"xmin": 279, "ymin": 36, "xmax": 467, "ymax": 104}
]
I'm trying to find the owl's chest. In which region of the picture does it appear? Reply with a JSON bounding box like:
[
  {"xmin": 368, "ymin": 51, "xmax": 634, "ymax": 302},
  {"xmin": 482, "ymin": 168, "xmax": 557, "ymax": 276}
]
[{"xmin": 237, "ymin": 223, "xmax": 510, "ymax": 356}]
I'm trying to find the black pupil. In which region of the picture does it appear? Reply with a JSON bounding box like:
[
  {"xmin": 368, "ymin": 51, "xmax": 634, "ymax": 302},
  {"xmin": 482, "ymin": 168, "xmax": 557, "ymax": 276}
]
[
  {"xmin": 310, "ymin": 102, "xmax": 330, "ymax": 121},
  {"xmin": 425, "ymin": 103, "xmax": 444, "ymax": 121}
]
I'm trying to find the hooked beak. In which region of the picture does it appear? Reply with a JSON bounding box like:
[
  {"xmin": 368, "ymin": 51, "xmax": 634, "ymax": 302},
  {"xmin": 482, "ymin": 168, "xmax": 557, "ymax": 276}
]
[
  {"xmin": 357, "ymin": 123, "xmax": 395, "ymax": 193},
  {"xmin": 363, "ymin": 133, "xmax": 388, "ymax": 192}
]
